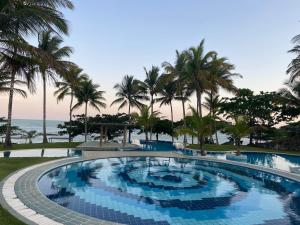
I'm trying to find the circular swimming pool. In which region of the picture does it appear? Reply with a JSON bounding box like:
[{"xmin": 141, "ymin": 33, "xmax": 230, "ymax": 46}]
[{"xmin": 38, "ymin": 157, "xmax": 300, "ymax": 225}]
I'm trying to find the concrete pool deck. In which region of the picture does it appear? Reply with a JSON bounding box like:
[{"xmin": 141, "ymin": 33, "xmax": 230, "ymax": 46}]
[
  {"xmin": 1, "ymin": 150, "xmax": 300, "ymax": 225},
  {"xmin": 76, "ymin": 141, "xmax": 140, "ymax": 151}
]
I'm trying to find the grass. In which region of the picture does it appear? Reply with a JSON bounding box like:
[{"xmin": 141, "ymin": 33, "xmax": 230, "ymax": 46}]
[
  {"xmin": 187, "ymin": 144, "xmax": 300, "ymax": 155},
  {"xmin": 0, "ymin": 142, "xmax": 81, "ymax": 151},
  {"xmin": 0, "ymin": 157, "xmax": 59, "ymax": 225}
]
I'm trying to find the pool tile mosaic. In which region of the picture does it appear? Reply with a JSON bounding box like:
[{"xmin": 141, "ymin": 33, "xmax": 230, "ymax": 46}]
[{"xmin": 38, "ymin": 157, "xmax": 300, "ymax": 225}]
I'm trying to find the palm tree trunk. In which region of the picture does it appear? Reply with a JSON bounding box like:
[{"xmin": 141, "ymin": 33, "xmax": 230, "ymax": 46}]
[
  {"xmin": 170, "ymin": 101, "xmax": 174, "ymax": 142},
  {"xmin": 150, "ymin": 94, "xmax": 153, "ymax": 140},
  {"xmin": 42, "ymin": 75, "xmax": 48, "ymax": 143},
  {"xmin": 84, "ymin": 102, "xmax": 88, "ymax": 142},
  {"xmin": 69, "ymin": 92, "xmax": 74, "ymax": 143},
  {"xmin": 4, "ymin": 72, "xmax": 16, "ymax": 147},
  {"xmin": 181, "ymin": 99, "xmax": 187, "ymax": 145},
  {"xmin": 128, "ymin": 104, "xmax": 131, "ymax": 143}
]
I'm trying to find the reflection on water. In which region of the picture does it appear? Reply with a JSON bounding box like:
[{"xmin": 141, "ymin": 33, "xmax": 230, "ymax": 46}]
[
  {"xmin": 207, "ymin": 152, "xmax": 300, "ymax": 172},
  {"xmin": 0, "ymin": 148, "xmax": 82, "ymax": 158}
]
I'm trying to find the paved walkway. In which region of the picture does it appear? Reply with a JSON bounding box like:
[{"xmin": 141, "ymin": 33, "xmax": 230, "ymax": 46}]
[
  {"xmin": 76, "ymin": 141, "xmax": 140, "ymax": 151},
  {"xmin": 1, "ymin": 151, "xmax": 300, "ymax": 225}
]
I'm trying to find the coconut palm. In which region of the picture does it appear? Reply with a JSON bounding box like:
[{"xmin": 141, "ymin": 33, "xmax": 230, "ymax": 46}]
[
  {"xmin": 0, "ymin": 42, "xmax": 37, "ymax": 147},
  {"xmin": 156, "ymin": 78, "xmax": 177, "ymax": 142},
  {"xmin": 223, "ymin": 116, "xmax": 251, "ymax": 156},
  {"xmin": 203, "ymin": 94, "xmax": 223, "ymax": 144},
  {"xmin": 1, "ymin": 0, "xmax": 73, "ymax": 147},
  {"xmin": 111, "ymin": 75, "xmax": 148, "ymax": 142},
  {"xmin": 36, "ymin": 30, "xmax": 72, "ymax": 143},
  {"xmin": 176, "ymin": 106, "xmax": 214, "ymax": 155},
  {"xmin": 287, "ymin": 35, "xmax": 300, "ymax": 82},
  {"xmin": 185, "ymin": 40, "xmax": 216, "ymax": 117},
  {"xmin": 54, "ymin": 66, "xmax": 88, "ymax": 142},
  {"xmin": 141, "ymin": 66, "xmax": 161, "ymax": 140},
  {"xmin": 162, "ymin": 50, "xmax": 191, "ymax": 144},
  {"xmin": 0, "ymin": 72, "xmax": 27, "ymax": 97},
  {"xmin": 20, "ymin": 130, "xmax": 40, "ymax": 144},
  {"xmin": 279, "ymin": 80, "xmax": 300, "ymax": 115},
  {"xmin": 73, "ymin": 79, "xmax": 106, "ymax": 142},
  {"xmin": 132, "ymin": 106, "xmax": 160, "ymax": 141}
]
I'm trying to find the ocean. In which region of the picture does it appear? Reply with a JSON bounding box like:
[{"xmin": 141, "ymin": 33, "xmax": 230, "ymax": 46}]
[{"xmin": 1, "ymin": 119, "xmax": 233, "ymax": 144}]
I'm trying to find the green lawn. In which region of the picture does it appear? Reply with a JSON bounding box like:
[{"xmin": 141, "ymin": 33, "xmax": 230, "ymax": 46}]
[
  {"xmin": 187, "ymin": 144, "xmax": 300, "ymax": 156},
  {"xmin": 0, "ymin": 158, "xmax": 59, "ymax": 225},
  {"xmin": 0, "ymin": 142, "xmax": 81, "ymax": 151}
]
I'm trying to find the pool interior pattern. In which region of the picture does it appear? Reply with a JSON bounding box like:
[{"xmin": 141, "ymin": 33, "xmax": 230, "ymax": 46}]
[{"xmin": 38, "ymin": 157, "xmax": 300, "ymax": 225}]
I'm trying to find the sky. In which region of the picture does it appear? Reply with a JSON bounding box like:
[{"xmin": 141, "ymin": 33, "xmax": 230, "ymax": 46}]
[{"xmin": 1, "ymin": 0, "xmax": 300, "ymax": 121}]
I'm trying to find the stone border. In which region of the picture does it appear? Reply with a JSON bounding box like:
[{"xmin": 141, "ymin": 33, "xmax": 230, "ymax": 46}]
[{"xmin": 1, "ymin": 151, "xmax": 300, "ymax": 225}]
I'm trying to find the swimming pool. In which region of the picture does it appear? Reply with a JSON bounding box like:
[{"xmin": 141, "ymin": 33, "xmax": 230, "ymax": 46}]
[
  {"xmin": 139, "ymin": 141, "xmax": 300, "ymax": 172},
  {"xmin": 38, "ymin": 157, "xmax": 300, "ymax": 225}
]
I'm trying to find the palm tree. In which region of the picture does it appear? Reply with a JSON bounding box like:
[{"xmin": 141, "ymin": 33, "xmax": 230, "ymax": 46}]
[
  {"xmin": 132, "ymin": 106, "xmax": 160, "ymax": 141},
  {"xmin": 279, "ymin": 80, "xmax": 300, "ymax": 113},
  {"xmin": 37, "ymin": 30, "xmax": 72, "ymax": 143},
  {"xmin": 111, "ymin": 75, "xmax": 148, "ymax": 142},
  {"xmin": 54, "ymin": 66, "xmax": 88, "ymax": 142},
  {"xmin": 1, "ymin": 0, "xmax": 73, "ymax": 147},
  {"xmin": 73, "ymin": 79, "xmax": 106, "ymax": 142},
  {"xmin": 20, "ymin": 130, "xmax": 39, "ymax": 144},
  {"xmin": 0, "ymin": 72, "xmax": 27, "ymax": 98},
  {"xmin": 156, "ymin": 78, "xmax": 177, "ymax": 142},
  {"xmin": 0, "ymin": 43, "xmax": 37, "ymax": 147},
  {"xmin": 185, "ymin": 40, "xmax": 216, "ymax": 117},
  {"xmin": 141, "ymin": 66, "xmax": 161, "ymax": 140},
  {"xmin": 176, "ymin": 106, "xmax": 214, "ymax": 155},
  {"xmin": 287, "ymin": 35, "xmax": 300, "ymax": 82},
  {"xmin": 162, "ymin": 50, "xmax": 191, "ymax": 145},
  {"xmin": 203, "ymin": 94, "xmax": 222, "ymax": 144},
  {"xmin": 223, "ymin": 116, "xmax": 251, "ymax": 156}
]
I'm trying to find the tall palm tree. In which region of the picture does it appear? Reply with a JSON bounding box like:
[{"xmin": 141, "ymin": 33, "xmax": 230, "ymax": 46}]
[
  {"xmin": 111, "ymin": 75, "xmax": 148, "ymax": 142},
  {"xmin": 1, "ymin": 0, "xmax": 73, "ymax": 147},
  {"xmin": 142, "ymin": 66, "xmax": 161, "ymax": 114},
  {"xmin": 141, "ymin": 66, "xmax": 161, "ymax": 140},
  {"xmin": 132, "ymin": 106, "xmax": 160, "ymax": 141},
  {"xmin": 73, "ymin": 79, "xmax": 106, "ymax": 142},
  {"xmin": 0, "ymin": 42, "xmax": 37, "ymax": 147},
  {"xmin": 162, "ymin": 50, "xmax": 191, "ymax": 144},
  {"xmin": 185, "ymin": 40, "xmax": 216, "ymax": 117},
  {"xmin": 54, "ymin": 66, "xmax": 88, "ymax": 142},
  {"xmin": 37, "ymin": 30, "xmax": 72, "ymax": 143},
  {"xmin": 156, "ymin": 78, "xmax": 177, "ymax": 142}
]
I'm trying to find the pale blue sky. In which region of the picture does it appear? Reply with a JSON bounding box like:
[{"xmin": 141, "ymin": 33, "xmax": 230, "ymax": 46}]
[{"xmin": 1, "ymin": 0, "xmax": 300, "ymax": 120}]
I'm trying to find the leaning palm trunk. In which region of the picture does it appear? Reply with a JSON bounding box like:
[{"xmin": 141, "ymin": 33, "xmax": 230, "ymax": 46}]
[
  {"xmin": 170, "ymin": 101, "xmax": 174, "ymax": 142},
  {"xmin": 84, "ymin": 102, "xmax": 88, "ymax": 142},
  {"xmin": 4, "ymin": 72, "xmax": 16, "ymax": 147},
  {"xmin": 42, "ymin": 75, "xmax": 48, "ymax": 143},
  {"xmin": 69, "ymin": 92, "xmax": 74, "ymax": 143}
]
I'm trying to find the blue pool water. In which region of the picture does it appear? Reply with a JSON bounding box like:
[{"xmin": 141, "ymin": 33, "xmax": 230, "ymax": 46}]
[
  {"xmin": 207, "ymin": 152, "xmax": 300, "ymax": 172},
  {"xmin": 38, "ymin": 157, "xmax": 300, "ymax": 225},
  {"xmin": 139, "ymin": 141, "xmax": 300, "ymax": 172}
]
